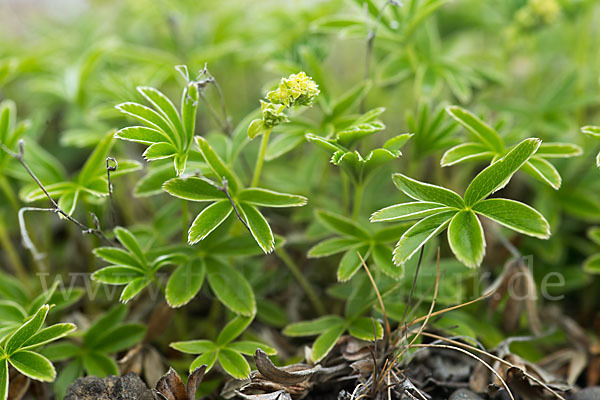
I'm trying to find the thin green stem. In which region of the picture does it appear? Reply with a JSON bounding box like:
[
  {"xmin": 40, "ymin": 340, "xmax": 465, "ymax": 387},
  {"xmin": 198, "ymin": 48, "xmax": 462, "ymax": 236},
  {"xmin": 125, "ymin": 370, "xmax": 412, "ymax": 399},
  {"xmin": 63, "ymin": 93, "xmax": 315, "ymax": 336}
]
[
  {"xmin": 0, "ymin": 217, "xmax": 28, "ymax": 284},
  {"xmin": 352, "ymin": 182, "xmax": 364, "ymax": 220},
  {"xmin": 276, "ymin": 247, "xmax": 326, "ymax": 316},
  {"xmin": 251, "ymin": 128, "xmax": 272, "ymax": 187}
]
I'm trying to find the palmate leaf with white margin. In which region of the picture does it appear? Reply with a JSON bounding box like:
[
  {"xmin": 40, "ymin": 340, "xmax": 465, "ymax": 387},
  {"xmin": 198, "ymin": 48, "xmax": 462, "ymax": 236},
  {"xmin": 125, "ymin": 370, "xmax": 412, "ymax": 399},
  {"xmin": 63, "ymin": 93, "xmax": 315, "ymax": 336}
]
[
  {"xmin": 306, "ymin": 130, "xmax": 413, "ymax": 184},
  {"xmin": 170, "ymin": 315, "xmax": 276, "ymax": 379},
  {"xmin": 283, "ymin": 313, "xmax": 383, "ymax": 363},
  {"xmin": 443, "ymin": 106, "xmax": 582, "ymax": 189},
  {"xmin": 115, "ymin": 65, "xmax": 199, "ymax": 176},
  {"xmin": 40, "ymin": 304, "xmax": 146, "ymax": 398},
  {"xmin": 307, "ymin": 210, "xmax": 408, "ymax": 282},
  {"xmin": 0, "ymin": 304, "xmax": 76, "ymax": 400},
  {"xmin": 581, "ymin": 125, "xmax": 600, "ymax": 167},
  {"xmin": 162, "ymin": 136, "xmax": 307, "ymax": 254},
  {"xmin": 372, "ymin": 138, "xmax": 551, "ymax": 268},
  {"xmin": 20, "ymin": 131, "xmax": 141, "ymax": 215},
  {"xmin": 92, "ymin": 226, "xmax": 186, "ymax": 303}
]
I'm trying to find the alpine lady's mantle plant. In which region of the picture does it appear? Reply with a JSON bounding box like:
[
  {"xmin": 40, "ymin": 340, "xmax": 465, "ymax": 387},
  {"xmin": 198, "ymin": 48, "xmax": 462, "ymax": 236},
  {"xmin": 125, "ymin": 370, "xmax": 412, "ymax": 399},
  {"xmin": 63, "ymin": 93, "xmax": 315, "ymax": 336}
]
[
  {"xmin": 0, "ymin": 305, "xmax": 76, "ymax": 400},
  {"xmin": 372, "ymin": 138, "xmax": 551, "ymax": 268}
]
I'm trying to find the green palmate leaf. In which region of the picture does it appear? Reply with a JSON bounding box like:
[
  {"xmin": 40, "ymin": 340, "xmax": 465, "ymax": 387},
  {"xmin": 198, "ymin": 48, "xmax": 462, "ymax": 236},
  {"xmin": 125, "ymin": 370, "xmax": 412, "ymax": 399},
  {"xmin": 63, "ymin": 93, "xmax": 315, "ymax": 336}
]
[
  {"xmin": 440, "ymin": 143, "xmax": 494, "ymax": 166},
  {"xmin": 370, "ymin": 202, "xmax": 452, "ymax": 222},
  {"xmin": 445, "ymin": 106, "xmax": 504, "ymax": 153},
  {"xmin": 143, "ymin": 142, "xmax": 177, "ymax": 160},
  {"xmin": 0, "ymin": 359, "xmax": 7, "ymax": 400},
  {"xmin": 523, "ymin": 157, "xmax": 561, "ymax": 190},
  {"xmin": 337, "ymin": 245, "xmax": 369, "ymax": 282},
  {"xmin": 188, "ymin": 201, "xmax": 233, "ymax": 245},
  {"xmin": 54, "ymin": 358, "xmax": 83, "ymax": 400},
  {"xmin": 163, "ymin": 176, "xmax": 226, "ymax": 202},
  {"xmin": 9, "ymin": 350, "xmax": 55, "ymax": 382},
  {"xmin": 170, "ymin": 340, "xmax": 216, "ymax": 354},
  {"xmin": 372, "ymin": 244, "xmax": 403, "ymax": 280},
  {"xmin": 347, "ymin": 317, "xmax": 383, "ymax": 341},
  {"xmin": 82, "ymin": 352, "xmax": 118, "ymax": 377},
  {"xmin": 115, "ymin": 126, "xmax": 168, "ymax": 144},
  {"xmin": 190, "ymin": 351, "xmax": 218, "ymax": 372},
  {"xmin": 195, "ymin": 136, "xmax": 241, "ymax": 193},
  {"xmin": 336, "ymin": 121, "xmax": 385, "ymax": 146},
  {"xmin": 91, "ymin": 323, "xmax": 146, "ymax": 353},
  {"xmin": 93, "ymin": 247, "xmax": 143, "ymax": 269},
  {"xmin": 472, "ymin": 198, "xmax": 551, "ymax": 239},
  {"xmin": 312, "ymin": 324, "xmax": 345, "ymax": 362},
  {"xmin": 283, "ymin": 315, "xmax": 345, "ymax": 337},
  {"xmin": 307, "ymin": 237, "xmax": 358, "ymax": 258},
  {"xmin": 535, "ymin": 143, "xmax": 582, "ymax": 158},
  {"xmin": 227, "ymin": 341, "xmax": 276, "ymax": 356},
  {"xmin": 134, "ymin": 162, "xmax": 178, "ymax": 197},
  {"xmin": 40, "ymin": 342, "xmax": 80, "ymax": 362},
  {"xmin": 392, "ymin": 174, "xmax": 464, "ymax": 208},
  {"xmin": 239, "ymin": 188, "xmax": 307, "ymax": 207},
  {"xmin": 217, "ymin": 316, "xmax": 253, "ymax": 346},
  {"xmin": 316, "ymin": 210, "xmax": 370, "ymax": 239},
  {"xmin": 5, "ymin": 305, "xmax": 49, "ymax": 354},
  {"xmin": 137, "ymin": 86, "xmax": 184, "ymax": 148},
  {"xmin": 240, "ymin": 203, "xmax": 274, "ymax": 254},
  {"xmin": 0, "ymin": 301, "xmax": 27, "ymax": 323},
  {"xmin": 21, "ymin": 323, "xmax": 76, "ymax": 350},
  {"xmin": 116, "ymin": 102, "xmax": 175, "ymax": 142},
  {"xmin": 464, "ymin": 138, "xmax": 541, "ymax": 206},
  {"xmin": 206, "ymin": 261, "xmax": 256, "ymax": 316},
  {"xmin": 393, "ymin": 210, "xmax": 457, "ymax": 265},
  {"xmin": 119, "ymin": 277, "xmax": 150, "ymax": 303},
  {"xmin": 84, "ymin": 305, "xmax": 127, "ymax": 346},
  {"xmin": 447, "ymin": 211, "xmax": 485, "ymax": 268},
  {"xmin": 78, "ymin": 131, "xmax": 115, "ymax": 185},
  {"xmin": 114, "ymin": 227, "xmax": 146, "ymax": 265},
  {"xmin": 265, "ymin": 131, "xmax": 305, "ymax": 161},
  {"xmin": 584, "ymin": 254, "xmax": 600, "ymax": 274},
  {"xmin": 330, "ymin": 80, "xmax": 371, "ymax": 119},
  {"xmin": 0, "ymin": 273, "xmax": 28, "ymax": 304},
  {"xmin": 92, "ymin": 266, "xmax": 144, "ymax": 284},
  {"xmin": 166, "ymin": 260, "xmax": 206, "ymax": 308},
  {"xmin": 218, "ymin": 349, "xmax": 250, "ymax": 379}
]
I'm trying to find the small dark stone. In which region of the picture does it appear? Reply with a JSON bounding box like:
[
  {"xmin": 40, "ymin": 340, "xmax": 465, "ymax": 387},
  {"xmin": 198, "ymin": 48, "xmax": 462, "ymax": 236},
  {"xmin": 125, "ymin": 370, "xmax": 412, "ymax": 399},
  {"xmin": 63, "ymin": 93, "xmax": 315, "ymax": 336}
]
[
  {"xmin": 571, "ymin": 387, "xmax": 600, "ymax": 400},
  {"xmin": 449, "ymin": 388, "xmax": 484, "ymax": 400},
  {"xmin": 65, "ymin": 372, "xmax": 155, "ymax": 400}
]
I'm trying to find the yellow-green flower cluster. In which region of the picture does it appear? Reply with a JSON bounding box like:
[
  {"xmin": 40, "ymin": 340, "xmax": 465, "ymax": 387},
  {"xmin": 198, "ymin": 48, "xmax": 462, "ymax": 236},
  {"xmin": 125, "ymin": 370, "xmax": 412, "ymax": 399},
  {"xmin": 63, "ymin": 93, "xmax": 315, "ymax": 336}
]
[
  {"xmin": 260, "ymin": 100, "xmax": 289, "ymax": 128},
  {"xmin": 248, "ymin": 72, "xmax": 319, "ymax": 139},
  {"xmin": 516, "ymin": 0, "xmax": 560, "ymax": 28},
  {"xmin": 266, "ymin": 72, "xmax": 320, "ymax": 107}
]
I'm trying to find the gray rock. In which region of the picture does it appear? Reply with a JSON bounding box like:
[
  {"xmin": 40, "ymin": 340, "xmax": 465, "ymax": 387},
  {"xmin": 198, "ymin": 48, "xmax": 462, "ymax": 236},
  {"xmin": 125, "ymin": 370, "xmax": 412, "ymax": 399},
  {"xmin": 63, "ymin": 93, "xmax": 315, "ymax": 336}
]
[
  {"xmin": 571, "ymin": 387, "xmax": 600, "ymax": 400},
  {"xmin": 65, "ymin": 372, "xmax": 155, "ymax": 400},
  {"xmin": 449, "ymin": 388, "xmax": 484, "ymax": 400}
]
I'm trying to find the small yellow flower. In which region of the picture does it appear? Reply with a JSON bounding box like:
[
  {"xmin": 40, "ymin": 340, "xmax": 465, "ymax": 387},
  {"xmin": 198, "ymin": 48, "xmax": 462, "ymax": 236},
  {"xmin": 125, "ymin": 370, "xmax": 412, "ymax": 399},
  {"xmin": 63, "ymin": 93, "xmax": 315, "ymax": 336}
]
[{"xmin": 266, "ymin": 72, "xmax": 320, "ymax": 107}]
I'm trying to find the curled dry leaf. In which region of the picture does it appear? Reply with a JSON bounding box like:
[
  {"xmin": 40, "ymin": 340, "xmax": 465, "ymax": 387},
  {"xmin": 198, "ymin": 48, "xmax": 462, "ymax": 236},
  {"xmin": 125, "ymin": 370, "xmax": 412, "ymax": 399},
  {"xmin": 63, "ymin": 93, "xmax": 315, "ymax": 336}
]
[{"xmin": 154, "ymin": 365, "xmax": 206, "ymax": 400}]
